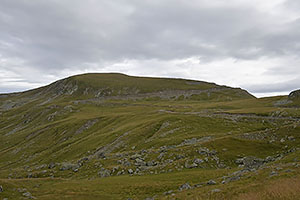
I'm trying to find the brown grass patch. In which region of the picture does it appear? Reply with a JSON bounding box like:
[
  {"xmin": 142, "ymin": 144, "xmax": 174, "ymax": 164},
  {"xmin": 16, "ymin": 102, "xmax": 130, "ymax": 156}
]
[{"xmin": 237, "ymin": 177, "xmax": 300, "ymax": 200}]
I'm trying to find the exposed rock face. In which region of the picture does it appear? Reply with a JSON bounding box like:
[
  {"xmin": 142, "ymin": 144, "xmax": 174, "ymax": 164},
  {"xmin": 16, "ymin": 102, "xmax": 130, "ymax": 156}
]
[{"xmin": 288, "ymin": 89, "xmax": 300, "ymax": 99}]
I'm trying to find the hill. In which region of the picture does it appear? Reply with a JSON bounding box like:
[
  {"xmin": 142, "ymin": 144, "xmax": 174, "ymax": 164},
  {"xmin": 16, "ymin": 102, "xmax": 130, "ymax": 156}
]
[
  {"xmin": 1, "ymin": 73, "xmax": 254, "ymax": 101},
  {"xmin": 0, "ymin": 74, "xmax": 300, "ymax": 200}
]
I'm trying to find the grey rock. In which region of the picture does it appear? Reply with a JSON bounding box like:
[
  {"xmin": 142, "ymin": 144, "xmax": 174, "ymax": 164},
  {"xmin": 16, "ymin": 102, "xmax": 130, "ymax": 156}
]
[
  {"xmin": 270, "ymin": 171, "xmax": 277, "ymax": 176},
  {"xmin": 146, "ymin": 161, "xmax": 157, "ymax": 166},
  {"xmin": 117, "ymin": 170, "xmax": 124, "ymax": 176},
  {"xmin": 112, "ymin": 166, "xmax": 120, "ymax": 174},
  {"xmin": 157, "ymin": 153, "xmax": 165, "ymax": 160},
  {"xmin": 164, "ymin": 190, "xmax": 173, "ymax": 195},
  {"xmin": 23, "ymin": 191, "xmax": 36, "ymax": 199},
  {"xmin": 288, "ymin": 89, "xmax": 300, "ymax": 99},
  {"xmin": 175, "ymin": 154, "xmax": 185, "ymax": 160},
  {"xmin": 123, "ymin": 161, "xmax": 131, "ymax": 167},
  {"xmin": 236, "ymin": 156, "xmax": 265, "ymax": 169},
  {"xmin": 75, "ymin": 119, "xmax": 98, "ymax": 135},
  {"xmin": 179, "ymin": 183, "xmax": 192, "ymax": 191},
  {"xmin": 265, "ymin": 156, "xmax": 275, "ymax": 162},
  {"xmin": 164, "ymin": 159, "xmax": 174, "ymax": 164},
  {"xmin": 207, "ymin": 180, "xmax": 217, "ymax": 185},
  {"xmin": 194, "ymin": 158, "xmax": 204, "ymax": 165},
  {"xmin": 98, "ymin": 169, "xmax": 111, "ymax": 177},
  {"xmin": 211, "ymin": 189, "xmax": 221, "ymax": 193},
  {"xmin": 130, "ymin": 154, "xmax": 142, "ymax": 160},
  {"xmin": 135, "ymin": 158, "xmax": 146, "ymax": 166},
  {"xmin": 222, "ymin": 175, "xmax": 240, "ymax": 184},
  {"xmin": 48, "ymin": 162, "xmax": 56, "ymax": 169},
  {"xmin": 128, "ymin": 169, "xmax": 134, "ymax": 174},
  {"xmin": 288, "ymin": 136, "xmax": 295, "ymax": 141},
  {"xmin": 184, "ymin": 160, "xmax": 197, "ymax": 169},
  {"xmin": 60, "ymin": 163, "xmax": 80, "ymax": 171},
  {"xmin": 235, "ymin": 158, "xmax": 244, "ymax": 165},
  {"xmin": 198, "ymin": 147, "xmax": 216, "ymax": 156},
  {"xmin": 144, "ymin": 198, "xmax": 154, "ymax": 200}
]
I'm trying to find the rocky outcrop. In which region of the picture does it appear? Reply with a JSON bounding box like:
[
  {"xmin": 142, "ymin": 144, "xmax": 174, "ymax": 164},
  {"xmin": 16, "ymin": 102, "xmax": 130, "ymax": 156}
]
[{"xmin": 289, "ymin": 89, "xmax": 300, "ymax": 99}]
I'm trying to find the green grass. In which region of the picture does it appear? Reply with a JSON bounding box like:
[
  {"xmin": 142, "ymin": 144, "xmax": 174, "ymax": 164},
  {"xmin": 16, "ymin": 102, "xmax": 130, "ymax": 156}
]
[{"xmin": 1, "ymin": 73, "xmax": 300, "ymax": 199}]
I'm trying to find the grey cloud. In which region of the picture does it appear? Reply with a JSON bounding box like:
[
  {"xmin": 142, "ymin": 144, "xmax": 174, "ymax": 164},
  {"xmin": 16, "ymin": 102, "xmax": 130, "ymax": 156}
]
[
  {"xmin": 1, "ymin": 0, "xmax": 296, "ymax": 68},
  {"xmin": 0, "ymin": 0, "xmax": 300, "ymax": 95}
]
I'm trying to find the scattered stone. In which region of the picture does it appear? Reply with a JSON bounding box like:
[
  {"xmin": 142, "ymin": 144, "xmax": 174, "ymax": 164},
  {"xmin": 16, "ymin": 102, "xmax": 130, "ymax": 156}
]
[
  {"xmin": 207, "ymin": 180, "xmax": 217, "ymax": 185},
  {"xmin": 60, "ymin": 163, "xmax": 80, "ymax": 171},
  {"xmin": 128, "ymin": 169, "xmax": 134, "ymax": 174},
  {"xmin": 179, "ymin": 183, "xmax": 192, "ymax": 191},
  {"xmin": 22, "ymin": 191, "xmax": 36, "ymax": 199},
  {"xmin": 144, "ymin": 197, "xmax": 154, "ymax": 200},
  {"xmin": 270, "ymin": 171, "xmax": 277, "ymax": 176},
  {"xmin": 222, "ymin": 174, "xmax": 241, "ymax": 184},
  {"xmin": 48, "ymin": 162, "xmax": 56, "ymax": 169},
  {"xmin": 17, "ymin": 188, "xmax": 27, "ymax": 193},
  {"xmin": 27, "ymin": 173, "xmax": 33, "ymax": 178},
  {"xmin": 146, "ymin": 161, "xmax": 157, "ymax": 167},
  {"xmin": 98, "ymin": 169, "xmax": 111, "ymax": 178},
  {"xmin": 75, "ymin": 119, "xmax": 98, "ymax": 135},
  {"xmin": 265, "ymin": 156, "xmax": 275, "ymax": 162},
  {"xmin": 288, "ymin": 136, "xmax": 295, "ymax": 141},
  {"xmin": 194, "ymin": 158, "xmax": 204, "ymax": 165},
  {"xmin": 175, "ymin": 154, "xmax": 185, "ymax": 160},
  {"xmin": 157, "ymin": 153, "xmax": 165, "ymax": 160},
  {"xmin": 211, "ymin": 189, "xmax": 221, "ymax": 193},
  {"xmin": 284, "ymin": 169, "xmax": 293, "ymax": 173},
  {"xmin": 164, "ymin": 190, "xmax": 174, "ymax": 195},
  {"xmin": 123, "ymin": 160, "xmax": 131, "ymax": 167},
  {"xmin": 235, "ymin": 158, "xmax": 244, "ymax": 165},
  {"xmin": 235, "ymin": 156, "xmax": 265, "ymax": 169}
]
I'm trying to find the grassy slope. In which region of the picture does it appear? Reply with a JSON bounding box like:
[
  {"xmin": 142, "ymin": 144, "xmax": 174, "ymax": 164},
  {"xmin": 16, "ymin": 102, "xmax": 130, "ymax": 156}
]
[{"xmin": 0, "ymin": 74, "xmax": 300, "ymax": 199}]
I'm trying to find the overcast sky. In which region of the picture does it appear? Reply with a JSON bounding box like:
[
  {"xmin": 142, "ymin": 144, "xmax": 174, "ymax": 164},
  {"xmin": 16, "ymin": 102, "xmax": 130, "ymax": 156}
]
[{"xmin": 0, "ymin": 0, "xmax": 300, "ymax": 97}]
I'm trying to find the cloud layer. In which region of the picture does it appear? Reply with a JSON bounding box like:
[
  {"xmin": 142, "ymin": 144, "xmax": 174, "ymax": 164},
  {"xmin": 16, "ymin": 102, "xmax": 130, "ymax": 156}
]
[{"xmin": 0, "ymin": 0, "xmax": 300, "ymax": 97}]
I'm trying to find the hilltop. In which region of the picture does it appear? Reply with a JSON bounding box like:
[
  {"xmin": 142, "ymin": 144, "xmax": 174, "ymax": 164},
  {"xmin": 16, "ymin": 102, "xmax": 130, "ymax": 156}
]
[
  {"xmin": 1, "ymin": 73, "xmax": 254, "ymax": 100},
  {"xmin": 0, "ymin": 74, "xmax": 300, "ymax": 200}
]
